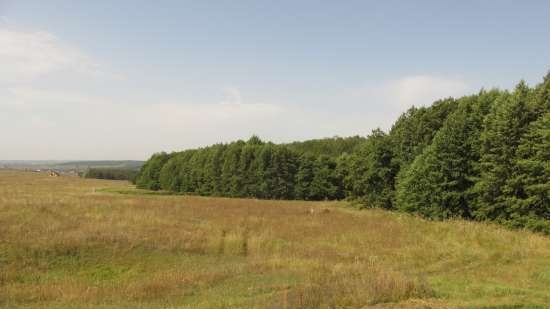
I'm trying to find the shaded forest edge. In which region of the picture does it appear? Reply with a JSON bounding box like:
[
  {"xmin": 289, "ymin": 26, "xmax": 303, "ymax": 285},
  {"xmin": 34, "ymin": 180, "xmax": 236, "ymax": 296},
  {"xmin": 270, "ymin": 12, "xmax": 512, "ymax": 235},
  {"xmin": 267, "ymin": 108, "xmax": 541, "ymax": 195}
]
[
  {"xmin": 83, "ymin": 168, "xmax": 139, "ymax": 181},
  {"xmin": 136, "ymin": 73, "xmax": 550, "ymax": 234}
]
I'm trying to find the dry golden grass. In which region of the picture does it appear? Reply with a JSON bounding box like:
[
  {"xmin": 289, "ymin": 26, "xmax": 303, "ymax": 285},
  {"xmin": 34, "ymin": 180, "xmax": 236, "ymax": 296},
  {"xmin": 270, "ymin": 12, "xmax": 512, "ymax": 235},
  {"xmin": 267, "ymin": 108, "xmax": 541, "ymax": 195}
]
[{"xmin": 0, "ymin": 170, "xmax": 549, "ymax": 309}]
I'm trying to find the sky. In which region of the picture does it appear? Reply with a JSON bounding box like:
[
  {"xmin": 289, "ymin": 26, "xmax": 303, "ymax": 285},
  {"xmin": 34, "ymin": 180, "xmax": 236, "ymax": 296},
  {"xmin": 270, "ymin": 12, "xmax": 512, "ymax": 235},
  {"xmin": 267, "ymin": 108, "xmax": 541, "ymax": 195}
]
[{"xmin": 1, "ymin": 0, "xmax": 549, "ymax": 160}]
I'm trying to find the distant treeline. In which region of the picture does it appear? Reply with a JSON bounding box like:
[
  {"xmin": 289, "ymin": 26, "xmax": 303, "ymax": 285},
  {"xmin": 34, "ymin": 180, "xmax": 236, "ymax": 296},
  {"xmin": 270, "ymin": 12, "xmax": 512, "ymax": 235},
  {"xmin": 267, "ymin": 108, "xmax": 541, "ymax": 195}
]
[
  {"xmin": 84, "ymin": 168, "xmax": 138, "ymax": 182},
  {"xmin": 136, "ymin": 136, "xmax": 362, "ymax": 200},
  {"xmin": 136, "ymin": 73, "xmax": 550, "ymax": 234},
  {"xmin": 59, "ymin": 160, "xmax": 144, "ymax": 170}
]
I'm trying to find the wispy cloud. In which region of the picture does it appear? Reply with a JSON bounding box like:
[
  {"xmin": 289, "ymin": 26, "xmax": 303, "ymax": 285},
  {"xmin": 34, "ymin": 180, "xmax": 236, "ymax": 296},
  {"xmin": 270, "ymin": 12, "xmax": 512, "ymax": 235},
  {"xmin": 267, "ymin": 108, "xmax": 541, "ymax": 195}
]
[
  {"xmin": 359, "ymin": 75, "xmax": 471, "ymax": 110},
  {"xmin": 0, "ymin": 27, "xmax": 117, "ymax": 83},
  {"xmin": 220, "ymin": 86, "xmax": 243, "ymax": 105},
  {"xmin": 345, "ymin": 75, "xmax": 472, "ymax": 130},
  {"xmin": 0, "ymin": 16, "xmax": 12, "ymax": 25}
]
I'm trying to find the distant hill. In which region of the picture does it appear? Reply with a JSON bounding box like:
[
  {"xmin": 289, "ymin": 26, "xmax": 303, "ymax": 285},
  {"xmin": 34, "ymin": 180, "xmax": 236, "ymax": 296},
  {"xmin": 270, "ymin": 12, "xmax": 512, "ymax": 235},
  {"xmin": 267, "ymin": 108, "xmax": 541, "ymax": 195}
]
[
  {"xmin": 0, "ymin": 160, "xmax": 144, "ymax": 172},
  {"xmin": 56, "ymin": 160, "xmax": 144, "ymax": 170}
]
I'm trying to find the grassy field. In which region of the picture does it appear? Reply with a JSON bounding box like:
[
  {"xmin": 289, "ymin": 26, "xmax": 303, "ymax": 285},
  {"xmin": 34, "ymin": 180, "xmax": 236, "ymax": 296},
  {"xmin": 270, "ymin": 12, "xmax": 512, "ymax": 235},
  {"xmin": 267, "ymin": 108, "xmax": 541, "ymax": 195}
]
[{"xmin": 1, "ymin": 171, "xmax": 549, "ymax": 309}]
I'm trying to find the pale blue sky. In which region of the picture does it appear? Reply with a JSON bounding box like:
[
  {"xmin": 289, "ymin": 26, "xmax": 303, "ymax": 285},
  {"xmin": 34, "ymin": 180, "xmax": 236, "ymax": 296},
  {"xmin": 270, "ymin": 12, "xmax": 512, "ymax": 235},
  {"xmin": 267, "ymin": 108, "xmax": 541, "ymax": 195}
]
[{"xmin": 1, "ymin": 1, "xmax": 549, "ymax": 159}]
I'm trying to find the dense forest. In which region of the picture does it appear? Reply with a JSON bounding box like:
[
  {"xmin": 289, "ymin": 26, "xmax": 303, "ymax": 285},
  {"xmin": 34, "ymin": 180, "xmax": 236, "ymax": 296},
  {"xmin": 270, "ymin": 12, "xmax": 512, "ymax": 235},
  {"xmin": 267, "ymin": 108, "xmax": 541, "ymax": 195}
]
[
  {"xmin": 83, "ymin": 168, "xmax": 138, "ymax": 181},
  {"xmin": 136, "ymin": 73, "xmax": 549, "ymax": 233}
]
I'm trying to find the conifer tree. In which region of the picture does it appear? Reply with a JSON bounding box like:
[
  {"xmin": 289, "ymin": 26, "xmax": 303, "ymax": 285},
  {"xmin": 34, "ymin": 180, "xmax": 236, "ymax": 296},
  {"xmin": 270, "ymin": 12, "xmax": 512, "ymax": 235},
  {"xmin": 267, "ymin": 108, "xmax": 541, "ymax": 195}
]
[
  {"xmin": 389, "ymin": 98, "xmax": 458, "ymax": 171},
  {"xmin": 506, "ymin": 112, "xmax": 550, "ymax": 232},
  {"xmin": 135, "ymin": 152, "xmax": 171, "ymax": 190},
  {"xmin": 270, "ymin": 146, "xmax": 297, "ymax": 199},
  {"xmin": 221, "ymin": 141, "xmax": 245, "ymax": 197},
  {"xmin": 159, "ymin": 154, "xmax": 183, "ymax": 191},
  {"xmin": 178, "ymin": 150, "xmax": 199, "ymax": 193},
  {"xmin": 474, "ymin": 81, "xmax": 535, "ymax": 221},
  {"xmin": 396, "ymin": 95, "xmax": 491, "ymax": 218},
  {"xmin": 348, "ymin": 129, "xmax": 397, "ymax": 209},
  {"xmin": 309, "ymin": 155, "xmax": 341, "ymax": 200},
  {"xmin": 533, "ymin": 72, "xmax": 550, "ymax": 113},
  {"xmin": 239, "ymin": 138, "xmax": 263, "ymax": 197},
  {"xmin": 256, "ymin": 143, "xmax": 275, "ymax": 199},
  {"xmin": 294, "ymin": 154, "xmax": 316, "ymax": 200}
]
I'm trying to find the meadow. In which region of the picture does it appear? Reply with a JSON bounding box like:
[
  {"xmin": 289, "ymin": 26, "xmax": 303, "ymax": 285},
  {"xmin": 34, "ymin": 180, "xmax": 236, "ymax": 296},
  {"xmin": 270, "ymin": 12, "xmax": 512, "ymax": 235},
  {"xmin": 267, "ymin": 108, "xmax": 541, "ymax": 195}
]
[{"xmin": 1, "ymin": 170, "xmax": 549, "ymax": 309}]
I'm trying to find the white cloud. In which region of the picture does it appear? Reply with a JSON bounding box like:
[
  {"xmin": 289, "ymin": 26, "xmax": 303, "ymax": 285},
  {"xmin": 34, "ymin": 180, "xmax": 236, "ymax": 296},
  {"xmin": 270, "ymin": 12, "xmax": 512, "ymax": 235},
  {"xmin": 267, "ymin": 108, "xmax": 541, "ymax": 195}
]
[
  {"xmin": 0, "ymin": 28, "xmax": 102, "ymax": 83},
  {"xmin": 390, "ymin": 75, "xmax": 470, "ymax": 108},
  {"xmin": 361, "ymin": 75, "xmax": 471, "ymax": 110},
  {"xmin": 345, "ymin": 75, "xmax": 472, "ymax": 130},
  {"xmin": 220, "ymin": 86, "xmax": 243, "ymax": 105},
  {"xmin": 1, "ymin": 87, "xmax": 105, "ymax": 109}
]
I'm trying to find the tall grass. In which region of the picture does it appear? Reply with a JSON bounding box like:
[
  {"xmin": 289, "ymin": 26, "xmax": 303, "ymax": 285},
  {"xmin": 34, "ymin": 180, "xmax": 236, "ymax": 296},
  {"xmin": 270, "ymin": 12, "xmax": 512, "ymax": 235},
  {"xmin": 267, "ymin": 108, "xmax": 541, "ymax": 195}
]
[{"xmin": 0, "ymin": 170, "xmax": 549, "ymax": 308}]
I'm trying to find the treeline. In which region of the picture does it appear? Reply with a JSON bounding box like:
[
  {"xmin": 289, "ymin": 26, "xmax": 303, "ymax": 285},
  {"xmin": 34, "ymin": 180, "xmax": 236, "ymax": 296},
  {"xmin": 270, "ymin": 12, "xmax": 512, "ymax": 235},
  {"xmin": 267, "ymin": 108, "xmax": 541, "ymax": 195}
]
[
  {"xmin": 83, "ymin": 168, "xmax": 139, "ymax": 182},
  {"xmin": 135, "ymin": 135, "xmax": 359, "ymax": 200},
  {"xmin": 136, "ymin": 73, "xmax": 549, "ymax": 233}
]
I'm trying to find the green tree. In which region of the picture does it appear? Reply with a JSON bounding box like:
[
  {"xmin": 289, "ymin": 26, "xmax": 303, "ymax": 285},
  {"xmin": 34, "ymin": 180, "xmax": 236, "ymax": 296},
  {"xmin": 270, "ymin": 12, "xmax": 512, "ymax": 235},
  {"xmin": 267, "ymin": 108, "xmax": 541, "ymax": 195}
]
[
  {"xmin": 221, "ymin": 141, "xmax": 245, "ymax": 197},
  {"xmin": 294, "ymin": 154, "xmax": 316, "ymax": 200},
  {"xmin": 310, "ymin": 155, "xmax": 342, "ymax": 200},
  {"xmin": 396, "ymin": 94, "xmax": 494, "ymax": 219},
  {"xmin": 286, "ymin": 136, "xmax": 366, "ymax": 158},
  {"xmin": 204, "ymin": 144, "xmax": 227, "ymax": 195},
  {"xmin": 177, "ymin": 150, "xmax": 199, "ymax": 193},
  {"xmin": 533, "ymin": 72, "xmax": 550, "ymax": 113},
  {"xmin": 270, "ymin": 146, "xmax": 298, "ymax": 199},
  {"xmin": 159, "ymin": 153, "xmax": 184, "ymax": 191},
  {"xmin": 390, "ymin": 98, "xmax": 458, "ymax": 170},
  {"xmin": 136, "ymin": 152, "xmax": 171, "ymax": 190},
  {"xmin": 474, "ymin": 81, "xmax": 536, "ymax": 221},
  {"xmin": 348, "ymin": 129, "xmax": 398, "ymax": 209},
  {"xmin": 240, "ymin": 139, "xmax": 263, "ymax": 197},
  {"xmin": 506, "ymin": 112, "xmax": 550, "ymax": 232}
]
